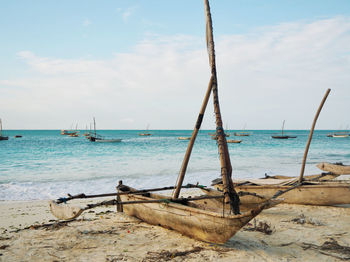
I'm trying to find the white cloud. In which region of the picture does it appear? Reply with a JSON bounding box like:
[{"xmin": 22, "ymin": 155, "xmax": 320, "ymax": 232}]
[
  {"xmin": 2, "ymin": 17, "xmax": 350, "ymax": 129},
  {"xmin": 117, "ymin": 6, "xmax": 138, "ymax": 22}
]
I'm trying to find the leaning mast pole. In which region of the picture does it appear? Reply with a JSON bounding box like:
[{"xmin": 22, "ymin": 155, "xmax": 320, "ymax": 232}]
[{"xmin": 204, "ymin": 0, "xmax": 240, "ymax": 214}]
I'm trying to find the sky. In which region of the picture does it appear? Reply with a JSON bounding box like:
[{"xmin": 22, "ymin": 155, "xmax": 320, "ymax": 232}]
[{"xmin": 1, "ymin": 0, "xmax": 350, "ymax": 130}]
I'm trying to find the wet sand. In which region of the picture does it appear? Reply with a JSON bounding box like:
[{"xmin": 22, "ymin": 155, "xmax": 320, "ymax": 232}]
[{"xmin": 1, "ymin": 197, "xmax": 350, "ymax": 261}]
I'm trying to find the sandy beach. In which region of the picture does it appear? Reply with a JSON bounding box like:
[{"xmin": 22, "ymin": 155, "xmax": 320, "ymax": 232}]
[{"xmin": 1, "ymin": 195, "xmax": 350, "ymax": 261}]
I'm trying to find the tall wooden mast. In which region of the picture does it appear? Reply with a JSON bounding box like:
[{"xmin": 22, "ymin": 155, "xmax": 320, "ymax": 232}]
[
  {"xmin": 173, "ymin": 0, "xmax": 240, "ymax": 214},
  {"xmin": 204, "ymin": 0, "xmax": 240, "ymax": 214}
]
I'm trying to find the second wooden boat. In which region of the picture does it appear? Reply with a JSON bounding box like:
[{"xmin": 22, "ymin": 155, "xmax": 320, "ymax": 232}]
[{"xmin": 212, "ymin": 179, "xmax": 350, "ymax": 206}]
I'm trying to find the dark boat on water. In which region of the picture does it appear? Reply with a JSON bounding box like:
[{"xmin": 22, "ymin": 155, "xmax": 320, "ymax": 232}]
[
  {"xmin": 272, "ymin": 120, "xmax": 296, "ymax": 139},
  {"xmin": 89, "ymin": 117, "xmax": 122, "ymax": 143}
]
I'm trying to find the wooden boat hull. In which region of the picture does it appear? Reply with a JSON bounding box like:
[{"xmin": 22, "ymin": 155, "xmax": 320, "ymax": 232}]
[
  {"xmin": 262, "ymin": 173, "xmax": 339, "ymax": 181},
  {"xmin": 89, "ymin": 136, "xmax": 122, "ymax": 143},
  {"xmin": 271, "ymin": 135, "xmax": 296, "ymax": 139},
  {"xmin": 227, "ymin": 139, "xmax": 242, "ymax": 143},
  {"xmin": 234, "ymin": 133, "xmax": 250, "ymax": 136},
  {"xmin": 119, "ymin": 186, "xmax": 272, "ymax": 243},
  {"xmin": 327, "ymin": 134, "xmax": 349, "ymax": 138},
  {"xmin": 0, "ymin": 136, "xmax": 9, "ymax": 140},
  {"xmin": 95, "ymin": 139, "xmax": 122, "ymax": 143},
  {"xmin": 317, "ymin": 162, "xmax": 350, "ymax": 175},
  {"xmin": 214, "ymin": 182, "xmax": 350, "ymax": 206}
]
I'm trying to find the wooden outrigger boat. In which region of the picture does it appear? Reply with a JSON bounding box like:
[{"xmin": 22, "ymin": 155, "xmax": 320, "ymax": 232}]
[
  {"xmin": 271, "ymin": 120, "xmax": 296, "ymax": 139},
  {"xmin": 212, "ymin": 178, "xmax": 350, "ymax": 206},
  {"xmin": 262, "ymin": 162, "xmax": 350, "ymax": 181},
  {"xmin": 50, "ymin": 0, "xmax": 279, "ymax": 244},
  {"xmin": 317, "ymin": 162, "xmax": 350, "ymax": 175},
  {"xmin": 139, "ymin": 124, "xmax": 152, "ymax": 136},
  {"xmin": 178, "ymin": 136, "xmax": 191, "ymax": 140},
  {"xmin": 61, "ymin": 126, "xmax": 79, "ymax": 136},
  {"xmin": 89, "ymin": 117, "xmax": 122, "ymax": 143},
  {"xmin": 210, "ymin": 162, "xmax": 350, "ymax": 205},
  {"xmin": 234, "ymin": 132, "xmax": 250, "ymax": 137},
  {"xmin": 234, "ymin": 124, "xmax": 250, "ymax": 136},
  {"xmin": 227, "ymin": 139, "xmax": 242, "ymax": 143},
  {"xmin": 117, "ymin": 184, "xmax": 278, "ymax": 243}
]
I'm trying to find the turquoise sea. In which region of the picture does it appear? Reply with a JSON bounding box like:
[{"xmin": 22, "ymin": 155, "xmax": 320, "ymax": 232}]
[{"xmin": 0, "ymin": 130, "xmax": 349, "ymax": 201}]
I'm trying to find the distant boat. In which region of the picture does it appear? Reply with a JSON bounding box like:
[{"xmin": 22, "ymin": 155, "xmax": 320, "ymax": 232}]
[
  {"xmin": 83, "ymin": 125, "xmax": 90, "ymax": 137},
  {"xmin": 327, "ymin": 125, "xmax": 349, "ymax": 138},
  {"xmin": 178, "ymin": 137, "xmax": 191, "ymax": 140},
  {"xmin": 234, "ymin": 124, "xmax": 250, "ymax": 136},
  {"xmin": 0, "ymin": 119, "xmax": 9, "ymax": 141},
  {"xmin": 61, "ymin": 129, "xmax": 78, "ymax": 136},
  {"xmin": 227, "ymin": 139, "xmax": 242, "ymax": 143},
  {"xmin": 14, "ymin": 135, "xmax": 22, "ymax": 138},
  {"xmin": 329, "ymin": 134, "xmax": 349, "ymax": 138},
  {"xmin": 68, "ymin": 124, "xmax": 80, "ymax": 137},
  {"xmin": 271, "ymin": 120, "xmax": 296, "ymax": 139},
  {"xmin": 233, "ymin": 132, "xmax": 250, "ymax": 137},
  {"xmin": 327, "ymin": 132, "xmax": 349, "ymax": 138},
  {"xmin": 139, "ymin": 124, "xmax": 152, "ymax": 136},
  {"xmin": 89, "ymin": 117, "xmax": 122, "ymax": 143},
  {"xmin": 68, "ymin": 132, "xmax": 80, "ymax": 137}
]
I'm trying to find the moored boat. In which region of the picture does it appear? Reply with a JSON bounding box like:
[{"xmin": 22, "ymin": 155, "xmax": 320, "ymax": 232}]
[
  {"xmin": 316, "ymin": 162, "xmax": 350, "ymax": 175},
  {"xmin": 89, "ymin": 117, "xmax": 122, "ymax": 143},
  {"xmin": 227, "ymin": 139, "xmax": 242, "ymax": 143},
  {"xmin": 139, "ymin": 124, "xmax": 152, "ymax": 136},
  {"xmin": 271, "ymin": 120, "xmax": 296, "ymax": 139},
  {"xmin": 234, "ymin": 132, "xmax": 250, "ymax": 136},
  {"xmin": 118, "ymin": 184, "xmax": 278, "ymax": 243},
  {"xmin": 212, "ymin": 179, "xmax": 350, "ymax": 206},
  {"xmin": 327, "ymin": 133, "xmax": 349, "ymax": 138},
  {"xmin": 61, "ymin": 129, "xmax": 78, "ymax": 136}
]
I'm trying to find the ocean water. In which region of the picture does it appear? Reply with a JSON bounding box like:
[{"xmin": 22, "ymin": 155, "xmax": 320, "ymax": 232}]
[{"xmin": 0, "ymin": 130, "xmax": 349, "ymax": 201}]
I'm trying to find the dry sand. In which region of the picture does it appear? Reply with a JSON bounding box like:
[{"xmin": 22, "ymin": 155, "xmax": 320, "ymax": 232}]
[{"xmin": 0, "ymin": 197, "xmax": 350, "ymax": 261}]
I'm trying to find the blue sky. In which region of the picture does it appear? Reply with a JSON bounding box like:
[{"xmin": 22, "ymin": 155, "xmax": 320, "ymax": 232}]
[{"xmin": 1, "ymin": 1, "xmax": 350, "ymax": 129}]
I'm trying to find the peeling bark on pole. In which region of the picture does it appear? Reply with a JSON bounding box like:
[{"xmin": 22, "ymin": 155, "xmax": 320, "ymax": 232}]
[{"xmin": 204, "ymin": 0, "xmax": 240, "ymax": 214}]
